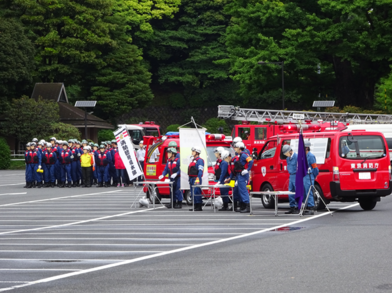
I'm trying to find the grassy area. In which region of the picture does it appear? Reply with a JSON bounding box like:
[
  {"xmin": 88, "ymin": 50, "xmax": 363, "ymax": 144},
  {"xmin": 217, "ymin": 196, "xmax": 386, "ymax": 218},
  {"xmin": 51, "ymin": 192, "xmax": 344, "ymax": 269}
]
[{"xmin": 8, "ymin": 160, "xmax": 26, "ymax": 170}]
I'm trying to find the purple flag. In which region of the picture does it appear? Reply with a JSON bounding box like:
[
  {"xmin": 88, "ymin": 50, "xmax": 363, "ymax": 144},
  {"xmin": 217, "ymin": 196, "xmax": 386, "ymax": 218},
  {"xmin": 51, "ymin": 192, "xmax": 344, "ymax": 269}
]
[{"xmin": 295, "ymin": 132, "xmax": 308, "ymax": 208}]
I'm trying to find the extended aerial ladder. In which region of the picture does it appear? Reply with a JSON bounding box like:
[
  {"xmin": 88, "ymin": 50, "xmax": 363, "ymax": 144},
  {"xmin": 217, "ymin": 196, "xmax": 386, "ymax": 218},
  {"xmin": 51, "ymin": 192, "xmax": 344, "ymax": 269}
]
[{"xmin": 218, "ymin": 105, "xmax": 392, "ymax": 124}]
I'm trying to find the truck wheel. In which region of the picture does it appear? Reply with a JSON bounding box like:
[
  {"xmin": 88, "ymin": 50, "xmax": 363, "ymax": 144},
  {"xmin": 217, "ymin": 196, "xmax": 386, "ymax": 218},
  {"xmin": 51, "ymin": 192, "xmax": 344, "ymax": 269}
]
[
  {"xmin": 359, "ymin": 199, "xmax": 377, "ymax": 211},
  {"xmin": 314, "ymin": 185, "xmax": 326, "ymax": 211},
  {"xmin": 184, "ymin": 190, "xmax": 193, "ymax": 206},
  {"xmin": 261, "ymin": 183, "xmax": 275, "ymax": 209}
]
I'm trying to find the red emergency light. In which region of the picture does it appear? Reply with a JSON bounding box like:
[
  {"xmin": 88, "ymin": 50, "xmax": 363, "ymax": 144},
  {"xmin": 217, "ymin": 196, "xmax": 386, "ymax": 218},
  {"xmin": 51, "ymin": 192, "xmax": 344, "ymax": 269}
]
[
  {"xmin": 279, "ymin": 124, "xmax": 321, "ymax": 132},
  {"xmin": 144, "ymin": 121, "xmax": 151, "ymax": 124},
  {"xmin": 242, "ymin": 121, "xmax": 250, "ymax": 125},
  {"xmin": 279, "ymin": 125, "xmax": 298, "ymax": 131},
  {"xmin": 206, "ymin": 134, "xmax": 226, "ymax": 140}
]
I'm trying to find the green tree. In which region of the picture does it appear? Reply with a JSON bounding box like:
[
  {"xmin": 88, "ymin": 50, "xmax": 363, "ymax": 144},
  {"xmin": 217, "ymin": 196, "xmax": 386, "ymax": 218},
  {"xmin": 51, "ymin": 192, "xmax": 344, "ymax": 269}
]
[
  {"xmin": 88, "ymin": 0, "xmax": 181, "ymax": 118},
  {"xmin": 0, "ymin": 17, "xmax": 34, "ymax": 104},
  {"xmin": 4, "ymin": 0, "xmax": 114, "ymax": 85},
  {"xmin": 144, "ymin": 0, "xmax": 238, "ymax": 106},
  {"xmin": 203, "ymin": 118, "xmax": 230, "ymax": 135},
  {"xmin": 47, "ymin": 122, "xmax": 81, "ymax": 141},
  {"xmin": 223, "ymin": 0, "xmax": 392, "ymax": 109},
  {"xmin": 0, "ymin": 96, "xmax": 60, "ymax": 144},
  {"xmin": 98, "ymin": 129, "xmax": 115, "ymax": 144},
  {"xmin": 0, "ymin": 137, "xmax": 11, "ymax": 170}
]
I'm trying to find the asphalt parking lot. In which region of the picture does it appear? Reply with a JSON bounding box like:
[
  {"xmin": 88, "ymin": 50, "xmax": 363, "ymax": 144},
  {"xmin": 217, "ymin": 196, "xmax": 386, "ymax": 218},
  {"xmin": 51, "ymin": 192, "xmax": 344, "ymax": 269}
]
[{"xmin": 0, "ymin": 170, "xmax": 391, "ymax": 292}]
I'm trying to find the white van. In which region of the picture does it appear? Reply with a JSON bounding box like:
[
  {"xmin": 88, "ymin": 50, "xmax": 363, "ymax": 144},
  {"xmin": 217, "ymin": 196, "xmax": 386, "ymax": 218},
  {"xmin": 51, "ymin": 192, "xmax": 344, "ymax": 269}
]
[
  {"xmin": 118, "ymin": 125, "xmax": 145, "ymax": 150},
  {"xmin": 344, "ymin": 124, "xmax": 392, "ymax": 162}
]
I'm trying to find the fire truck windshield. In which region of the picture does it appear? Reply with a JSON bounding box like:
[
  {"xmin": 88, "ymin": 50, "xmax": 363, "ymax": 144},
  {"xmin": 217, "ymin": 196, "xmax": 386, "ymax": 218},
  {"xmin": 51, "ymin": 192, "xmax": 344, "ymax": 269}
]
[
  {"xmin": 129, "ymin": 130, "xmax": 144, "ymax": 145},
  {"xmin": 340, "ymin": 135, "xmax": 386, "ymax": 159},
  {"xmin": 206, "ymin": 146, "xmax": 235, "ymax": 167}
]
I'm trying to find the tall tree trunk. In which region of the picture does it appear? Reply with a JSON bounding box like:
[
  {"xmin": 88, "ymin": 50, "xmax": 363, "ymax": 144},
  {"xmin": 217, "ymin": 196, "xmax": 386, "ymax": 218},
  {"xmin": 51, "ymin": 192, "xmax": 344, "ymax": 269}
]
[{"xmin": 332, "ymin": 56, "xmax": 357, "ymax": 107}]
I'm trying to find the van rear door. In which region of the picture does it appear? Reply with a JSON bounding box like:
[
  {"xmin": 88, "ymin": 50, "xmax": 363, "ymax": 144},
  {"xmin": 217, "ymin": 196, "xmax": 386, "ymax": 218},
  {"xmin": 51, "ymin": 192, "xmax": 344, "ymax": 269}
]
[{"xmin": 337, "ymin": 134, "xmax": 389, "ymax": 191}]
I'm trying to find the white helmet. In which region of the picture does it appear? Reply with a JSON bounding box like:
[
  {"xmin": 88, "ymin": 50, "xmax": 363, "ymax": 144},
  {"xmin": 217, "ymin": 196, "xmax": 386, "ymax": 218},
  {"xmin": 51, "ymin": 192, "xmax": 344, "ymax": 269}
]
[
  {"xmin": 233, "ymin": 137, "xmax": 242, "ymax": 143},
  {"xmin": 38, "ymin": 141, "xmax": 45, "ymax": 146},
  {"xmin": 221, "ymin": 150, "xmax": 231, "ymax": 160},
  {"xmin": 282, "ymin": 145, "xmax": 292, "ymax": 154},
  {"xmin": 213, "ymin": 196, "xmax": 223, "ymax": 209},
  {"xmin": 46, "ymin": 143, "xmax": 52, "ymax": 148},
  {"xmin": 214, "ymin": 147, "xmax": 225, "ymax": 154},
  {"xmin": 83, "ymin": 146, "xmax": 89, "ymax": 150},
  {"xmin": 192, "ymin": 147, "xmax": 202, "ymax": 154},
  {"xmin": 139, "ymin": 196, "xmax": 149, "ymax": 208},
  {"xmin": 235, "ymin": 141, "xmax": 245, "ymax": 149}
]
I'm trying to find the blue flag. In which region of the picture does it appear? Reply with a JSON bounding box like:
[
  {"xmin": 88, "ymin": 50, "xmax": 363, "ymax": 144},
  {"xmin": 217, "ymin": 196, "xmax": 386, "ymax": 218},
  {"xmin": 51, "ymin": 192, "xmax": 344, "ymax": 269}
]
[{"xmin": 295, "ymin": 132, "xmax": 308, "ymax": 208}]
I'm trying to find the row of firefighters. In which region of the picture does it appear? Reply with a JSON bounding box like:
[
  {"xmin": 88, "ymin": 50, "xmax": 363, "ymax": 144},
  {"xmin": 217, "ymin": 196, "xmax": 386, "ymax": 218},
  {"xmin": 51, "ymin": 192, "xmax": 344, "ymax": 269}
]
[
  {"xmin": 23, "ymin": 138, "xmax": 146, "ymax": 188},
  {"xmin": 23, "ymin": 136, "xmax": 317, "ymax": 214}
]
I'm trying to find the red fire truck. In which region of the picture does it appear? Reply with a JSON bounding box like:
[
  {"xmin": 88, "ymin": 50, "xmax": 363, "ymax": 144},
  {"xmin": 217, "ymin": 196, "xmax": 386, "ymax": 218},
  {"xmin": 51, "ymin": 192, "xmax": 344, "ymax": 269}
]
[
  {"xmin": 143, "ymin": 133, "xmax": 234, "ymax": 205},
  {"xmin": 218, "ymin": 105, "xmax": 392, "ymax": 153},
  {"xmin": 218, "ymin": 105, "xmax": 392, "ymax": 211},
  {"xmin": 251, "ymin": 128, "xmax": 391, "ymax": 211}
]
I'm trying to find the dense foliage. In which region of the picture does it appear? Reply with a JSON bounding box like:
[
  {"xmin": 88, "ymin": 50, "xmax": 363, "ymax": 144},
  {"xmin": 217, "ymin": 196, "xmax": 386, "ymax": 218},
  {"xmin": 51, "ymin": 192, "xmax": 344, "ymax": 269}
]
[
  {"xmin": 1, "ymin": 0, "xmax": 392, "ymax": 117},
  {"xmin": 0, "ymin": 137, "xmax": 11, "ymax": 170},
  {"xmin": 98, "ymin": 129, "xmax": 115, "ymax": 144},
  {"xmin": 0, "ymin": 96, "xmax": 60, "ymax": 144},
  {"xmin": 48, "ymin": 122, "xmax": 81, "ymax": 142}
]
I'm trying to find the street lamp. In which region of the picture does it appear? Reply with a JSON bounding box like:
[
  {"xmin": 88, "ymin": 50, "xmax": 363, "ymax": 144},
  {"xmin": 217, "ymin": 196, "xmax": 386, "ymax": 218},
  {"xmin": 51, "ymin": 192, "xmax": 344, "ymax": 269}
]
[
  {"xmin": 75, "ymin": 101, "xmax": 97, "ymax": 140},
  {"xmin": 258, "ymin": 61, "xmax": 285, "ymax": 110}
]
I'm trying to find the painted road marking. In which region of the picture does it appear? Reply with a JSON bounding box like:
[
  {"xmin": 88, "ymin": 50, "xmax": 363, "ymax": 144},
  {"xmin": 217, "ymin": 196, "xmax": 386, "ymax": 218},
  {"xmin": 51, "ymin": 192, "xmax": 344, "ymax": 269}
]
[
  {"xmin": 0, "ymin": 203, "xmax": 359, "ymax": 292},
  {"xmin": 0, "ymin": 191, "xmax": 120, "ymax": 208},
  {"xmin": 0, "ymin": 207, "xmax": 164, "ymax": 236}
]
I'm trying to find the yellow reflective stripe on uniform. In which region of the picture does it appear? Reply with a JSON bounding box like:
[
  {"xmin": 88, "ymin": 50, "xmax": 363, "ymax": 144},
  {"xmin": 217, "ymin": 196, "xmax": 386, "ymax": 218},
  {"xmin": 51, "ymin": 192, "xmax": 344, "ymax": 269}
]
[{"xmin": 246, "ymin": 156, "xmax": 252, "ymax": 163}]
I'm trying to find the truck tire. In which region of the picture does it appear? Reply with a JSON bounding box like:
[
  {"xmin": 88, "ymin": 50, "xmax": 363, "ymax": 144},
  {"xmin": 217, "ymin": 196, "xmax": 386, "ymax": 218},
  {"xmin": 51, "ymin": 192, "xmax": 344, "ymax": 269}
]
[
  {"xmin": 314, "ymin": 185, "xmax": 326, "ymax": 211},
  {"xmin": 184, "ymin": 190, "xmax": 193, "ymax": 206},
  {"xmin": 359, "ymin": 199, "xmax": 377, "ymax": 211},
  {"xmin": 261, "ymin": 183, "xmax": 275, "ymax": 209}
]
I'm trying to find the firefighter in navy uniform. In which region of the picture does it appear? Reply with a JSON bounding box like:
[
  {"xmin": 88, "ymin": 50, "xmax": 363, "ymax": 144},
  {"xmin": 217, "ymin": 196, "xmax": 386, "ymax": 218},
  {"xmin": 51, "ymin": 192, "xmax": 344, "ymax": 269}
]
[
  {"xmin": 188, "ymin": 147, "xmax": 205, "ymax": 211},
  {"xmin": 233, "ymin": 141, "xmax": 254, "ymax": 213},
  {"xmin": 59, "ymin": 142, "xmax": 73, "ymax": 188},
  {"xmin": 226, "ymin": 151, "xmax": 241, "ymax": 211},
  {"xmin": 95, "ymin": 145, "xmax": 111, "ymax": 187},
  {"xmin": 159, "ymin": 148, "xmax": 182, "ymax": 209},
  {"xmin": 28, "ymin": 142, "xmax": 42, "ymax": 188},
  {"xmin": 75, "ymin": 141, "xmax": 83, "ymax": 186},
  {"xmin": 303, "ymin": 141, "xmax": 319, "ymax": 215},
  {"xmin": 42, "ymin": 143, "xmax": 57, "ymax": 188},
  {"xmin": 36, "ymin": 141, "xmax": 45, "ymax": 187},
  {"xmin": 217, "ymin": 150, "xmax": 232, "ymax": 211},
  {"xmin": 282, "ymin": 145, "xmax": 299, "ymax": 214},
  {"xmin": 24, "ymin": 143, "xmax": 31, "ymax": 188},
  {"xmin": 110, "ymin": 139, "xmax": 118, "ymax": 187}
]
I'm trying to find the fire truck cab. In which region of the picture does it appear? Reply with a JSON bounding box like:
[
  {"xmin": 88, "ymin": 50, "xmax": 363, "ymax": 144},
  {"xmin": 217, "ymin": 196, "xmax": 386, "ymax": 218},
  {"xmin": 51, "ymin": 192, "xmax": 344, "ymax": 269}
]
[
  {"xmin": 252, "ymin": 129, "xmax": 392, "ymax": 211},
  {"xmin": 143, "ymin": 133, "xmax": 234, "ymax": 205}
]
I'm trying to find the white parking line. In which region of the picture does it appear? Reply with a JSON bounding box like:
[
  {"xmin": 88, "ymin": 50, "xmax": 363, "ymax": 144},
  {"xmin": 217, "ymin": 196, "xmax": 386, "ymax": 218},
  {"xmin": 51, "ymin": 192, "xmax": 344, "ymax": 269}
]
[
  {"xmin": 0, "ymin": 203, "xmax": 359, "ymax": 292},
  {"xmin": 0, "ymin": 190, "xmax": 120, "ymax": 208},
  {"xmin": 0, "ymin": 193, "xmax": 27, "ymax": 196},
  {"xmin": 0, "ymin": 269, "xmax": 80, "ymax": 272},
  {"xmin": 0, "ymin": 207, "xmax": 164, "ymax": 235},
  {"xmin": 0, "ymin": 183, "xmax": 24, "ymax": 187},
  {"xmin": 0, "ymin": 250, "xmax": 163, "ymax": 253}
]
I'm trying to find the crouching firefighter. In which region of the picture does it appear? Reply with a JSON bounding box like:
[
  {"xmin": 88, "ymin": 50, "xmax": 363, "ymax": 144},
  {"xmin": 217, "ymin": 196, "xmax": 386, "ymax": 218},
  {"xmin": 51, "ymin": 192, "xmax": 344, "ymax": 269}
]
[
  {"xmin": 188, "ymin": 147, "xmax": 205, "ymax": 211},
  {"xmin": 158, "ymin": 148, "xmax": 182, "ymax": 209},
  {"xmin": 233, "ymin": 141, "xmax": 254, "ymax": 213}
]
